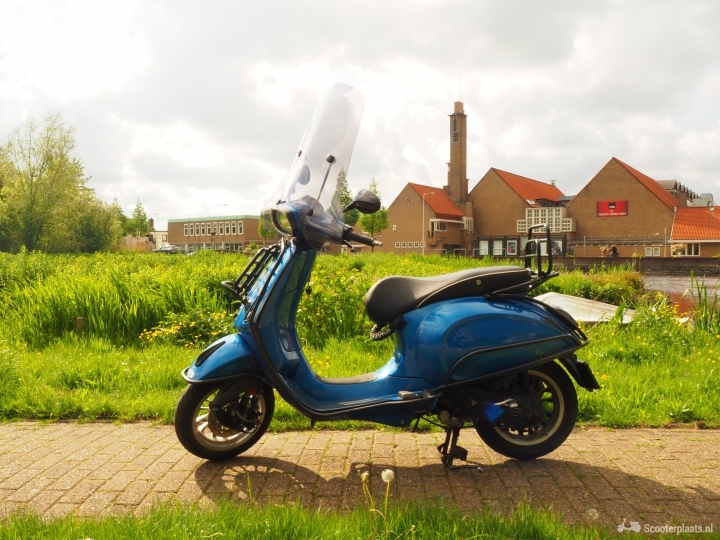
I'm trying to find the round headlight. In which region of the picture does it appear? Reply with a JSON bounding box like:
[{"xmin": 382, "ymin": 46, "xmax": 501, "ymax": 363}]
[{"xmin": 272, "ymin": 209, "xmax": 293, "ymax": 235}]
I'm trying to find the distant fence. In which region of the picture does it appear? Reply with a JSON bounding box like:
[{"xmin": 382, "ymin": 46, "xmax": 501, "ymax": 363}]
[{"xmin": 481, "ymin": 255, "xmax": 720, "ymax": 274}]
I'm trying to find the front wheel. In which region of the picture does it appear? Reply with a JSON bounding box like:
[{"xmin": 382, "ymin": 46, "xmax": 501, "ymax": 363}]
[
  {"xmin": 174, "ymin": 379, "xmax": 274, "ymax": 460},
  {"xmin": 475, "ymin": 361, "xmax": 577, "ymax": 460}
]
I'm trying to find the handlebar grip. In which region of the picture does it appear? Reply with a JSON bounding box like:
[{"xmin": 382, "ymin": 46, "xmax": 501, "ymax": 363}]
[{"xmin": 344, "ymin": 229, "xmax": 381, "ymax": 247}]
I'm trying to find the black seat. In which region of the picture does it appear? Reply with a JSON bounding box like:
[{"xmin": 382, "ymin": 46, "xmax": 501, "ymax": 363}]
[{"xmin": 364, "ymin": 266, "xmax": 532, "ymax": 326}]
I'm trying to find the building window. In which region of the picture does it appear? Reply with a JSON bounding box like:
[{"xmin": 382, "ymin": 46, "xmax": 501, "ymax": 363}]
[
  {"xmin": 406, "ymin": 199, "xmax": 410, "ymax": 206},
  {"xmin": 238, "ymin": 221, "xmax": 244, "ymax": 235},
  {"xmin": 190, "ymin": 223, "xmax": 195, "ymax": 236},
  {"xmin": 420, "ymin": 241, "xmax": 425, "ymax": 248},
  {"xmin": 392, "ymin": 225, "xmax": 397, "ymax": 231},
  {"xmin": 231, "ymin": 222, "xmax": 236, "ymax": 235},
  {"xmin": 183, "ymin": 224, "xmax": 188, "ymax": 236},
  {"xmin": 680, "ymin": 243, "xmax": 700, "ymax": 256},
  {"xmin": 645, "ymin": 247, "xmax": 662, "ymax": 257},
  {"xmin": 433, "ymin": 221, "xmax": 447, "ymax": 232},
  {"xmin": 395, "ymin": 242, "xmax": 400, "ymax": 248},
  {"xmin": 225, "ymin": 222, "xmax": 230, "ymax": 235},
  {"xmin": 219, "ymin": 223, "xmax": 224, "ymax": 235},
  {"xmin": 162, "ymin": 234, "xmax": 167, "ymax": 242},
  {"xmin": 401, "ymin": 242, "xmax": 406, "ymax": 248},
  {"xmin": 414, "ymin": 242, "xmax": 420, "ymax": 248}
]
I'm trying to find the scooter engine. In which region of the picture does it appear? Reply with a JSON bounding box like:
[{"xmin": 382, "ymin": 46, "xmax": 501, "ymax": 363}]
[{"xmin": 493, "ymin": 395, "xmax": 546, "ymax": 430}]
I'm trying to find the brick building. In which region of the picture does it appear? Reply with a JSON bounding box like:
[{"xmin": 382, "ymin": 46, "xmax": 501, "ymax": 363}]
[
  {"xmin": 468, "ymin": 169, "xmax": 572, "ymax": 257},
  {"xmin": 670, "ymin": 206, "xmax": 720, "ymax": 257},
  {"xmin": 384, "ymin": 101, "xmax": 475, "ymax": 254},
  {"xmin": 382, "ymin": 183, "xmax": 469, "ymax": 254},
  {"xmin": 167, "ymin": 215, "xmax": 275, "ymax": 252},
  {"xmin": 565, "ymin": 158, "xmax": 679, "ymax": 257},
  {"xmin": 384, "ymin": 100, "xmax": 566, "ymax": 256}
]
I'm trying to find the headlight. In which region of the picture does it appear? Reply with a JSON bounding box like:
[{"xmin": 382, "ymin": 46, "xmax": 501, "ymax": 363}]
[{"xmin": 272, "ymin": 209, "xmax": 294, "ymax": 235}]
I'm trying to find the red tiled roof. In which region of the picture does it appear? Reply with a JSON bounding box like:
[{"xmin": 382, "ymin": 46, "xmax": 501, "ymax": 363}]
[
  {"xmin": 408, "ymin": 183, "xmax": 465, "ymax": 219},
  {"xmin": 671, "ymin": 206, "xmax": 720, "ymax": 241},
  {"xmin": 613, "ymin": 158, "xmax": 678, "ymax": 210},
  {"xmin": 491, "ymin": 169, "xmax": 564, "ymax": 205}
]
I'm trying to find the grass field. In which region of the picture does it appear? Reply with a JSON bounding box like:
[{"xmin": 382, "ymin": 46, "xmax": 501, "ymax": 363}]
[
  {"xmin": 0, "ymin": 250, "xmax": 718, "ymax": 428},
  {"xmin": 0, "ymin": 501, "xmax": 631, "ymax": 540}
]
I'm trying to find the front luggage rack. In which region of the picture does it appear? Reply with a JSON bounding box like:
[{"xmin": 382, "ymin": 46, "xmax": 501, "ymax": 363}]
[{"xmin": 221, "ymin": 243, "xmax": 282, "ymax": 308}]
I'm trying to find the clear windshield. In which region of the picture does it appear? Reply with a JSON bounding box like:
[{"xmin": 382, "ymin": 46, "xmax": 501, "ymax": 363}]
[{"xmin": 260, "ymin": 84, "xmax": 364, "ymax": 246}]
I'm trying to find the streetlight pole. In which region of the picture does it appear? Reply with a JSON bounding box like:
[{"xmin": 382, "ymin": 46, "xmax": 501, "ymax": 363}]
[
  {"xmin": 421, "ymin": 191, "xmax": 434, "ymax": 255},
  {"xmin": 212, "ymin": 204, "xmax": 228, "ymax": 251}
]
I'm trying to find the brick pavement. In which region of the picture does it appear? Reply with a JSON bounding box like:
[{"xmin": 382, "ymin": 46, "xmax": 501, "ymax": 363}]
[{"xmin": 0, "ymin": 423, "xmax": 718, "ymax": 530}]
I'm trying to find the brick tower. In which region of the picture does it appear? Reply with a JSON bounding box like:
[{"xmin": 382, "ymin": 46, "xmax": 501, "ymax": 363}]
[{"xmin": 445, "ymin": 101, "xmax": 468, "ymax": 203}]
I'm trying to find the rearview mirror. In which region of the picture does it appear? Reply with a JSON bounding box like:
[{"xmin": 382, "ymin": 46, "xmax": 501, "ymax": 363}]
[{"xmin": 343, "ymin": 189, "xmax": 381, "ymax": 214}]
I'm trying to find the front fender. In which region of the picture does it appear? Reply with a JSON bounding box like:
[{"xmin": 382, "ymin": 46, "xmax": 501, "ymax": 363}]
[{"xmin": 183, "ymin": 333, "xmax": 264, "ymax": 384}]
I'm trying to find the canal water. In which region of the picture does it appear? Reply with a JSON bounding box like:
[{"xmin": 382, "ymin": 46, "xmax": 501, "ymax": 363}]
[{"xmin": 643, "ymin": 274, "xmax": 720, "ymax": 314}]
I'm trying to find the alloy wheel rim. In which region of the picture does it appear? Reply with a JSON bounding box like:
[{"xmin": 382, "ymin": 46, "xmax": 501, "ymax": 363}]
[
  {"xmin": 192, "ymin": 388, "xmax": 264, "ymax": 451},
  {"xmin": 493, "ymin": 369, "xmax": 564, "ymax": 446}
]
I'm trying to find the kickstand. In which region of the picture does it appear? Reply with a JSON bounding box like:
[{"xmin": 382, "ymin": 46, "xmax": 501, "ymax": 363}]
[{"xmin": 437, "ymin": 427, "xmax": 483, "ymax": 471}]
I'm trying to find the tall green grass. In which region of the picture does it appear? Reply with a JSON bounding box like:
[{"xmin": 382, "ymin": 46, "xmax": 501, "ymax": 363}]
[
  {"xmin": 686, "ymin": 274, "xmax": 720, "ymax": 334},
  {"xmin": 0, "ymin": 251, "xmax": 646, "ymax": 350},
  {"xmin": 2, "ymin": 296, "xmax": 719, "ymax": 428}
]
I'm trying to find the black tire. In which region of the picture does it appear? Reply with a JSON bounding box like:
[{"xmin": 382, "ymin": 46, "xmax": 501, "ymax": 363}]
[
  {"xmin": 475, "ymin": 361, "xmax": 577, "ymax": 460},
  {"xmin": 174, "ymin": 380, "xmax": 274, "ymax": 460}
]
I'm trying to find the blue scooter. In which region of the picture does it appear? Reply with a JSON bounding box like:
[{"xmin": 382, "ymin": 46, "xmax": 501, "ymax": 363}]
[{"xmin": 174, "ymin": 84, "xmax": 600, "ymax": 467}]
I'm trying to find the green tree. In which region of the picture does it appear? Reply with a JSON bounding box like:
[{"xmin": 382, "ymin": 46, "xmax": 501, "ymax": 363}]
[
  {"xmin": 125, "ymin": 199, "xmax": 149, "ymax": 237},
  {"xmin": 67, "ymin": 191, "xmax": 123, "ymax": 252},
  {"xmin": 257, "ymin": 218, "xmax": 277, "ymax": 245},
  {"xmin": 0, "ymin": 114, "xmax": 85, "ymax": 251},
  {"xmin": 336, "ymin": 167, "xmax": 359, "ymax": 227},
  {"xmin": 358, "ymin": 178, "xmax": 389, "ymax": 251},
  {"xmin": 110, "ymin": 197, "xmax": 129, "ymax": 233}
]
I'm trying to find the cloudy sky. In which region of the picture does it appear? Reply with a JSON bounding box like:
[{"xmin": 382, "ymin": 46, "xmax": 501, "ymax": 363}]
[{"xmin": 1, "ymin": 0, "xmax": 719, "ymax": 229}]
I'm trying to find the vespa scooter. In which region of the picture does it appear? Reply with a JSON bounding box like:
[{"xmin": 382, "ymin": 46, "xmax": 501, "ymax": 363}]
[{"xmin": 174, "ymin": 84, "xmax": 600, "ymax": 467}]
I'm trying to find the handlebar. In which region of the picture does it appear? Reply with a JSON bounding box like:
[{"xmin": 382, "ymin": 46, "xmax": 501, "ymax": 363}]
[{"xmin": 343, "ymin": 227, "xmax": 382, "ymax": 248}]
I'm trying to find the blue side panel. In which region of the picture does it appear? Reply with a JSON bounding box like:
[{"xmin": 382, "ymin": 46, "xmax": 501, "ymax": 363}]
[
  {"xmin": 448, "ymin": 337, "xmax": 579, "ymax": 383},
  {"xmin": 185, "ymin": 333, "xmax": 263, "ymax": 382},
  {"xmin": 397, "ymin": 296, "xmax": 579, "ymax": 387}
]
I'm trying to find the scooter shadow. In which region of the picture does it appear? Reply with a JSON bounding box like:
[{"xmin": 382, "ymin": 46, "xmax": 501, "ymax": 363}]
[{"xmin": 192, "ymin": 454, "xmax": 720, "ymax": 528}]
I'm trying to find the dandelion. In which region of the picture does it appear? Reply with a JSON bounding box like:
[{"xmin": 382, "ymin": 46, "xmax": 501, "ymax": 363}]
[
  {"xmin": 360, "ymin": 470, "xmax": 374, "ymax": 511},
  {"xmin": 382, "ymin": 469, "xmax": 395, "ymax": 520}
]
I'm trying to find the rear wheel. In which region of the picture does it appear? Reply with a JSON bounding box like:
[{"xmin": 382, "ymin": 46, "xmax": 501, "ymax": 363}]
[
  {"xmin": 475, "ymin": 361, "xmax": 577, "ymax": 460},
  {"xmin": 174, "ymin": 380, "xmax": 274, "ymax": 460}
]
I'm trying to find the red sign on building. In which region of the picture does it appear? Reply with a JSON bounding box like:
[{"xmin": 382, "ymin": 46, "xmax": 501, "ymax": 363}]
[{"xmin": 597, "ymin": 201, "xmax": 628, "ymax": 217}]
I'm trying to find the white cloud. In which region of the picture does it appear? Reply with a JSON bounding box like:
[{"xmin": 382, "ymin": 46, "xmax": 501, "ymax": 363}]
[
  {"xmin": 2, "ymin": 0, "xmax": 720, "ymax": 226},
  {"xmin": 0, "ymin": 0, "xmax": 148, "ymax": 101}
]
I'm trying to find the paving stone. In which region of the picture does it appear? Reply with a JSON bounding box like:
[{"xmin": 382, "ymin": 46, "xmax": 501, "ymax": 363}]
[
  {"xmin": 116, "ymin": 480, "xmax": 152, "ymax": 505},
  {"xmin": 59, "ymin": 479, "xmax": 104, "ymax": 504},
  {"xmin": 0, "ymin": 468, "xmax": 41, "ymax": 490},
  {"xmin": 26, "ymin": 489, "xmax": 64, "ymax": 514},
  {"xmin": 77, "ymin": 490, "xmax": 119, "ymax": 517},
  {"xmin": 100, "ymin": 470, "xmax": 141, "ymax": 492},
  {"xmin": 154, "ymin": 470, "xmax": 192, "ymax": 493}
]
